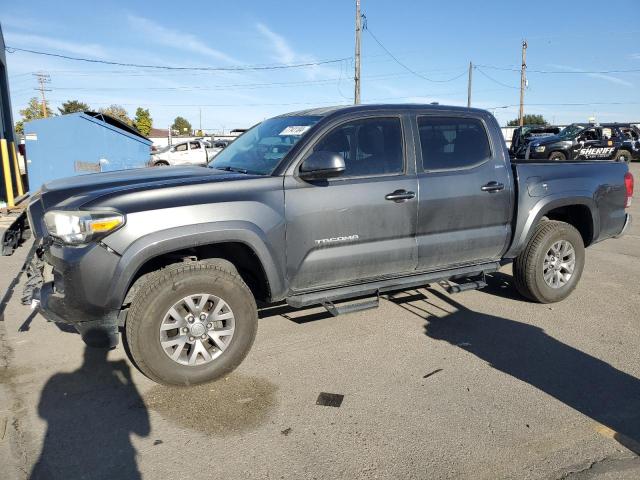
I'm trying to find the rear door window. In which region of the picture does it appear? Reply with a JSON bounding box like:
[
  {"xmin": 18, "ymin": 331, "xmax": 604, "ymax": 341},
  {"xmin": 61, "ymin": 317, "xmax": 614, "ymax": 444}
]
[{"xmin": 418, "ymin": 117, "xmax": 491, "ymax": 170}]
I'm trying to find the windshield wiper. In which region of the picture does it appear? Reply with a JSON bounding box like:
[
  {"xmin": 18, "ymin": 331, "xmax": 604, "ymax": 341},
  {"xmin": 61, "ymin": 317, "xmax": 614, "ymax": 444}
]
[{"xmin": 216, "ymin": 166, "xmax": 249, "ymax": 174}]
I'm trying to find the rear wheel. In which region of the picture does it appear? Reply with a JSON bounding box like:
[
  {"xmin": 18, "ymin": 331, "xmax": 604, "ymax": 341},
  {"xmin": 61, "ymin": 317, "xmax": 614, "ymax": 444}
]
[
  {"xmin": 153, "ymin": 161, "xmax": 169, "ymax": 167},
  {"xmin": 615, "ymin": 150, "xmax": 631, "ymax": 163},
  {"xmin": 548, "ymin": 151, "xmax": 566, "ymax": 161},
  {"xmin": 125, "ymin": 260, "xmax": 258, "ymax": 385},
  {"xmin": 513, "ymin": 220, "xmax": 585, "ymax": 303}
]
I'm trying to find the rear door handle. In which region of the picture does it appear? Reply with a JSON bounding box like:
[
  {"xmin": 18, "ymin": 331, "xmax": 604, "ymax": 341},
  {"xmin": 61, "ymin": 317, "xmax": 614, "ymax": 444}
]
[
  {"xmin": 385, "ymin": 189, "xmax": 416, "ymax": 202},
  {"xmin": 481, "ymin": 181, "xmax": 505, "ymax": 193}
]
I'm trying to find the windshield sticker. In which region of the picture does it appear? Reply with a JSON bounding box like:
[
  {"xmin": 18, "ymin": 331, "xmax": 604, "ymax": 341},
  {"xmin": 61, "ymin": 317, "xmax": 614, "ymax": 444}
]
[{"xmin": 279, "ymin": 125, "xmax": 311, "ymax": 136}]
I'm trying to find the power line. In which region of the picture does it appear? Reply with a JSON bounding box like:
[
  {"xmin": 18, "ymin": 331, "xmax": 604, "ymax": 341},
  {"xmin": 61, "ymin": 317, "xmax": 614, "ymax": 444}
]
[
  {"xmin": 475, "ymin": 67, "xmax": 520, "ymax": 89},
  {"xmin": 476, "ymin": 64, "xmax": 640, "ymax": 74},
  {"xmin": 4, "ymin": 46, "xmax": 351, "ymax": 72},
  {"xmin": 488, "ymin": 101, "xmax": 640, "ymax": 109},
  {"xmin": 362, "ymin": 19, "xmax": 467, "ymax": 83}
]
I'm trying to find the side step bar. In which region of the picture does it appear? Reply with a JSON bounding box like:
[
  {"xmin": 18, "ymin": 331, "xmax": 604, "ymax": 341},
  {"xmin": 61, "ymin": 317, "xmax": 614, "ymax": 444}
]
[
  {"xmin": 322, "ymin": 295, "xmax": 379, "ymax": 317},
  {"xmin": 445, "ymin": 277, "xmax": 487, "ymax": 294},
  {"xmin": 286, "ymin": 262, "xmax": 500, "ymax": 309}
]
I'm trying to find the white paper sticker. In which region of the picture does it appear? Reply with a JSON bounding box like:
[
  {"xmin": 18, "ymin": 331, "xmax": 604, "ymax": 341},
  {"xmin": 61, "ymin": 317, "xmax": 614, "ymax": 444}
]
[
  {"xmin": 279, "ymin": 125, "xmax": 311, "ymax": 136},
  {"xmin": 25, "ymin": 133, "xmax": 38, "ymax": 141}
]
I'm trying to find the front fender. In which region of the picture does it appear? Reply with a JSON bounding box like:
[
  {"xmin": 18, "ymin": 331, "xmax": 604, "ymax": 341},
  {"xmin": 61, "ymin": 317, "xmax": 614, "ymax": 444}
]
[
  {"xmin": 105, "ymin": 220, "xmax": 286, "ymax": 309},
  {"xmin": 504, "ymin": 192, "xmax": 598, "ymax": 258}
]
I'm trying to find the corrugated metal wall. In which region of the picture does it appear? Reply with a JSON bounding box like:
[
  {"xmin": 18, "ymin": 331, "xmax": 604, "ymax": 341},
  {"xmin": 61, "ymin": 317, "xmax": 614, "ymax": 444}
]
[{"xmin": 24, "ymin": 113, "xmax": 152, "ymax": 191}]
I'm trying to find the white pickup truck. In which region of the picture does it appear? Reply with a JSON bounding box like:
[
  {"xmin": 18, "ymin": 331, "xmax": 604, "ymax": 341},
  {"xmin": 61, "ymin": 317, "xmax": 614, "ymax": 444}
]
[{"xmin": 150, "ymin": 139, "xmax": 221, "ymax": 167}]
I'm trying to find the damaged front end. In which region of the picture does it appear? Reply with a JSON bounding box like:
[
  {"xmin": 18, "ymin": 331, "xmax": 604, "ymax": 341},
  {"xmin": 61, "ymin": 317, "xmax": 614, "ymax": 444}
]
[{"xmin": 21, "ymin": 237, "xmax": 120, "ymax": 349}]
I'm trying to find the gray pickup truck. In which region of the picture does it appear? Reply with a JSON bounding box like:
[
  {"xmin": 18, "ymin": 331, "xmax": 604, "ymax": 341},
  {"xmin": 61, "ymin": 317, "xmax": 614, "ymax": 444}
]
[{"xmin": 16, "ymin": 104, "xmax": 633, "ymax": 385}]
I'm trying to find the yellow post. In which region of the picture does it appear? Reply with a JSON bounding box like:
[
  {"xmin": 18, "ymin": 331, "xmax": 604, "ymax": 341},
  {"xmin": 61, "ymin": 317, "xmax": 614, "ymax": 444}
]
[
  {"xmin": 10, "ymin": 142, "xmax": 24, "ymax": 197},
  {"xmin": 1, "ymin": 138, "xmax": 15, "ymax": 208}
]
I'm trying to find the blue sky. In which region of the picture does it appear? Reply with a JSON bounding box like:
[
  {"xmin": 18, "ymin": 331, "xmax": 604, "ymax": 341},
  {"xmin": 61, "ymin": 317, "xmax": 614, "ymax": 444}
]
[{"xmin": 2, "ymin": 0, "xmax": 640, "ymax": 131}]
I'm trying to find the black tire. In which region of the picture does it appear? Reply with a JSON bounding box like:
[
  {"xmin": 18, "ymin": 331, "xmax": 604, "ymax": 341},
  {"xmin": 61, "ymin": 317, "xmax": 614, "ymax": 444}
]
[
  {"xmin": 153, "ymin": 161, "xmax": 169, "ymax": 167},
  {"xmin": 615, "ymin": 150, "xmax": 631, "ymax": 163},
  {"xmin": 513, "ymin": 220, "xmax": 585, "ymax": 303},
  {"xmin": 548, "ymin": 151, "xmax": 566, "ymax": 161},
  {"xmin": 125, "ymin": 259, "xmax": 258, "ymax": 385}
]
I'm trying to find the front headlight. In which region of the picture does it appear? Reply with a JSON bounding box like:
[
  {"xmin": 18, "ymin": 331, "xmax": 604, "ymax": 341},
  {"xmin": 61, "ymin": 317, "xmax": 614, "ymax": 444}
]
[
  {"xmin": 534, "ymin": 145, "xmax": 546, "ymax": 153},
  {"xmin": 44, "ymin": 210, "xmax": 124, "ymax": 245}
]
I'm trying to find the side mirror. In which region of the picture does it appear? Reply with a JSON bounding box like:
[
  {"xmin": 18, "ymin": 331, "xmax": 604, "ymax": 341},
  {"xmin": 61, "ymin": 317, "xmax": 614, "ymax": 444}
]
[{"xmin": 299, "ymin": 151, "xmax": 345, "ymax": 180}]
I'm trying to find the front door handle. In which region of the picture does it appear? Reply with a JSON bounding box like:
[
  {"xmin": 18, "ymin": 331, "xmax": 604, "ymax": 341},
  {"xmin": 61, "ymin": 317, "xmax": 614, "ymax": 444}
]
[
  {"xmin": 385, "ymin": 189, "xmax": 416, "ymax": 202},
  {"xmin": 481, "ymin": 181, "xmax": 505, "ymax": 193}
]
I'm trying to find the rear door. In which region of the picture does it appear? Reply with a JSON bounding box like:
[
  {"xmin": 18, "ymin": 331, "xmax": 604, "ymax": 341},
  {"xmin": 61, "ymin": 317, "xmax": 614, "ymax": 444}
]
[
  {"xmin": 284, "ymin": 115, "xmax": 418, "ymax": 291},
  {"xmin": 572, "ymin": 127, "xmax": 616, "ymax": 160},
  {"xmin": 414, "ymin": 114, "xmax": 512, "ymax": 271}
]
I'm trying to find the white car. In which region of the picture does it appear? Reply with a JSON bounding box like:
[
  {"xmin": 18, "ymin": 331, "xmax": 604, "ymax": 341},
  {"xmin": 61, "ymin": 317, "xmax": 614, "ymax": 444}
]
[{"xmin": 150, "ymin": 140, "xmax": 221, "ymax": 166}]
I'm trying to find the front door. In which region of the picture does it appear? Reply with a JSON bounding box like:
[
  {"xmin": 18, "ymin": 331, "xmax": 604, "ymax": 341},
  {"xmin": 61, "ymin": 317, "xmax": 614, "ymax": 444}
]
[
  {"xmin": 168, "ymin": 142, "xmax": 190, "ymax": 164},
  {"xmin": 284, "ymin": 116, "xmax": 418, "ymax": 292},
  {"xmin": 415, "ymin": 115, "xmax": 512, "ymax": 271}
]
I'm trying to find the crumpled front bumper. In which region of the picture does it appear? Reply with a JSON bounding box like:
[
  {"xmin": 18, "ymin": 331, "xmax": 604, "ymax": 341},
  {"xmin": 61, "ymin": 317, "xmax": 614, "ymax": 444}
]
[{"xmin": 25, "ymin": 241, "xmax": 121, "ymax": 348}]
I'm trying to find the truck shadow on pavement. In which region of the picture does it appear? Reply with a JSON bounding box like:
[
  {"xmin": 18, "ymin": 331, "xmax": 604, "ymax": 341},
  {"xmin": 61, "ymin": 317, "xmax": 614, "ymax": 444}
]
[
  {"xmin": 30, "ymin": 331, "xmax": 150, "ymax": 480},
  {"xmin": 390, "ymin": 285, "xmax": 640, "ymax": 456}
]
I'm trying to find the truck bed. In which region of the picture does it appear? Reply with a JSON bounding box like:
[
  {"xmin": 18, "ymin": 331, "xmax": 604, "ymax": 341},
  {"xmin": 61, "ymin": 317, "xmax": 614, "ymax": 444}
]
[{"xmin": 506, "ymin": 160, "xmax": 630, "ymax": 258}]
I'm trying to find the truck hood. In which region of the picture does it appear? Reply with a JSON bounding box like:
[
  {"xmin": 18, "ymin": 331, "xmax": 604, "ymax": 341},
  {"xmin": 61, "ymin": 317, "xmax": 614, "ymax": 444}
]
[{"xmin": 37, "ymin": 166, "xmax": 254, "ymax": 210}]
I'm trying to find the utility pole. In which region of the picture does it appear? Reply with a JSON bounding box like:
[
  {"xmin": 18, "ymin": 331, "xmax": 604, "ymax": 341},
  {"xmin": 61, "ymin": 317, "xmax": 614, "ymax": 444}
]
[
  {"xmin": 34, "ymin": 72, "xmax": 51, "ymax": 118},
  {"xmin": 354, "ymin": 0, "xmax": 361, "ymax": 105},
  {"xmin": 518, "ymin": 40, "xmax": 528, "ymax": 127},
  {"xmin": 467, "ymin": 61, "xmax": 473, "ymax": 108},
  {"xmin": 199, "ymin": 108, "xmax": 202, "ymax": 133}
]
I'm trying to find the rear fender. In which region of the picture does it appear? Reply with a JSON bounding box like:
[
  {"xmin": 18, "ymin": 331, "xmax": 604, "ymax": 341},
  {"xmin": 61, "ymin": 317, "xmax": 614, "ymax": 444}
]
[{"xmin": 504, "ymin": 193, "xmax": 598, "ymax": 258}]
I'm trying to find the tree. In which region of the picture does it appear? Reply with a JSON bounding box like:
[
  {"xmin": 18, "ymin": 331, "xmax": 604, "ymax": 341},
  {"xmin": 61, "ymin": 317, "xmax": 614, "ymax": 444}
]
[
  {"xmin": 133, "ymin": 107, "xmax": 153, "ymax": 136},
  {"xmin": 171, "ymin": 116, "xmax": 192, "ymax": 135},
  {"xmin": 99, "ymin": 105, "xmax": 132, "ymax": 125},
  {"xmin": 58, "ymin": 100, "xmax": 90, "ymax": 115},
  {"xmin": 15, "ymin": 97, "xmax": 53, "ymax": 134},
  {"xmin": 507, "ymin": 114, "xmax": 549, "ymax": 127}
]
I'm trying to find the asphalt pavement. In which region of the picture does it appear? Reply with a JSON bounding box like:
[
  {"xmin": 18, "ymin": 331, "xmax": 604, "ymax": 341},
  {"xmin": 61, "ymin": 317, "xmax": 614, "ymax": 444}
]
[{"xmin": 1, "ymin": 163, "xmax": 639, "ymax": 479}]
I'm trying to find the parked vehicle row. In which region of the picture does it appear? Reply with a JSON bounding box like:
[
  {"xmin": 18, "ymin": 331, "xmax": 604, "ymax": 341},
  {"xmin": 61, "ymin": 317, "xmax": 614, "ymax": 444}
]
[
  {"xmin": 511, "ymin": 123, "xmax": 640, "ymax": 163},
  {"xmin": 149, "ymin": 139, "xmax": 222, "ymax": 167},
  {"xmin": 16, "ymin": 104, "xmax": 633, "ymax": 386}
]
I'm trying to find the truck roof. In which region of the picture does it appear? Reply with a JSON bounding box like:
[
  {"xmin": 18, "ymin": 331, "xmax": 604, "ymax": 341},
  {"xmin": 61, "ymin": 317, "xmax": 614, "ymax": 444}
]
[{"xmin": 278, "ymin": 103, "xmax": 490, "ymax": 118}]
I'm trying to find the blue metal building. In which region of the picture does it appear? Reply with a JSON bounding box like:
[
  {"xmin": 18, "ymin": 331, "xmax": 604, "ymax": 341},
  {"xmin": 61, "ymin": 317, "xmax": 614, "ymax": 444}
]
[{"xmin": 24, "ymin": 112, "xmax": 152, "ymax": 191}]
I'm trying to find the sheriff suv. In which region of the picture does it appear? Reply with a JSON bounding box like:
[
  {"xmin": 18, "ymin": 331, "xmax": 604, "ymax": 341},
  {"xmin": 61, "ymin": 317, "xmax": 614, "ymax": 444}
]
[
  {"xmin": 18, "ymin": 104, "xmax": 633, "ymax": 386},
  {"xmin": 519, "ymin": 123, "xmax": 633, "ymax": 162}
]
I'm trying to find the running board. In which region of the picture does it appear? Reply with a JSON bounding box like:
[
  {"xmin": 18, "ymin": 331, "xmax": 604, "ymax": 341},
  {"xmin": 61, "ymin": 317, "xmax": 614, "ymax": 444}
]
[
  {"xmin": 322, "ymin": 295, "xmax": 379, "ymax": 317},
  {"xmin": 286, "ymin": 262, "xmax": 500, "ymax": 309},
  {"xmin": 445, "ymin": 279, "xmax": 487, "ymax": 294}
]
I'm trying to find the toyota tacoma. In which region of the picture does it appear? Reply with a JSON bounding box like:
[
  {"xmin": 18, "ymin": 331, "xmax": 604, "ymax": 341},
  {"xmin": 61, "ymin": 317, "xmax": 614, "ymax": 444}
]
[{"xmin": 16, "ymin": 104, "xmax": 634, "ymax": 385}]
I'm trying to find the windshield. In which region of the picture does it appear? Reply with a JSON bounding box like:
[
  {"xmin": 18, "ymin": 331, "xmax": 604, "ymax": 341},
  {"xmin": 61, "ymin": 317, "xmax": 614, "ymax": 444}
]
[
  {"xmin": 557, "ymin": 124, "xmax": 584, "ymax": 140},
  {"xmin": 209, "ymin": 115, "xmax": 321, "ymax": 175}
]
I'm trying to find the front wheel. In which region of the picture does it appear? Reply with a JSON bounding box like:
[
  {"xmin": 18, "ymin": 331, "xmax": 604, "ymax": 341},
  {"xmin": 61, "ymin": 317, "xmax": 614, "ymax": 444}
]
[
  {"xmin": 513, "ymin": 220, "xmax": 585, "ymax": 303},
  {"xmin": 548, "ymin": 151, "xmax": 566, "ymax": 162},
  {"xmin": 125, "ymin": 260, "xmax": 258, "ymax": 385}
]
